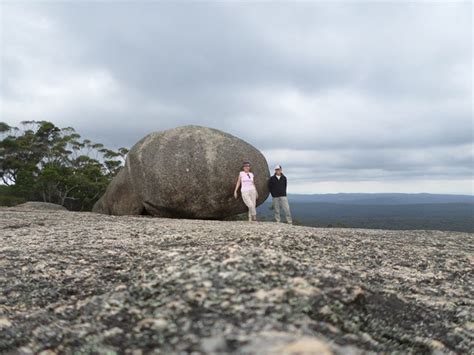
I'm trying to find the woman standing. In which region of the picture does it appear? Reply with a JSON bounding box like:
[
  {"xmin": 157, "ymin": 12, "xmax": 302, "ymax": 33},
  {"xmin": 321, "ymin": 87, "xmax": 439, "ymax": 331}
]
[{"xmin": 234, "ymin": 161, "xmax": 259, "ymax": 221}]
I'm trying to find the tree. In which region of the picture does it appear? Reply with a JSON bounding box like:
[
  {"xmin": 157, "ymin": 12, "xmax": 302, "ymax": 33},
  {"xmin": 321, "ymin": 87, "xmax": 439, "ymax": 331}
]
[{"xmin": 0, "ymin": 121, "xmax": 129, "ymax": 210}]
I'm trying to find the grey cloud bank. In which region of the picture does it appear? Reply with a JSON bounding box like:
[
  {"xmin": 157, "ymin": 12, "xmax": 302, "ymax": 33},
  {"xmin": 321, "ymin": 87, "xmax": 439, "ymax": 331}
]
[{"xmin": 1, "ymin": 1, "xmax": 472, "ymax": 194}]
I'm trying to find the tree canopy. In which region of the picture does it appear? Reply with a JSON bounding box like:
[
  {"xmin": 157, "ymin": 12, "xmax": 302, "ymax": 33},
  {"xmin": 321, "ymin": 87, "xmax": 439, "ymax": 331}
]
[{"xmin": 0, "ymin": 121, "xmax": 128, "ymax": 210}]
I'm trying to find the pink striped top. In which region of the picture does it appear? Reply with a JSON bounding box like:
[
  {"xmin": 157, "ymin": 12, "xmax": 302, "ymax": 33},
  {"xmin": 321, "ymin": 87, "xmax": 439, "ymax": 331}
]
[{"xmin": 240, "ymin": 171, "xmax": 256, "ymax": 192}]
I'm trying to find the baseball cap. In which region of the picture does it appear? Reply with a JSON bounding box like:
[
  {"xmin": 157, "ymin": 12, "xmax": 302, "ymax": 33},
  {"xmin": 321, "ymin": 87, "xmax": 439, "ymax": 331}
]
[{"xmin": 274, "ymin": 165, "xmax": 282, "ymax": 170}]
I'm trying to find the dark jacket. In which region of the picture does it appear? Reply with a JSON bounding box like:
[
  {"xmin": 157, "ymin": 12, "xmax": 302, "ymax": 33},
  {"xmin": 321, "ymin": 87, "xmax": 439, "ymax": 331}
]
[{"xmin": 268, "ymin": 174, "xmax": 287, "ymax": 198}]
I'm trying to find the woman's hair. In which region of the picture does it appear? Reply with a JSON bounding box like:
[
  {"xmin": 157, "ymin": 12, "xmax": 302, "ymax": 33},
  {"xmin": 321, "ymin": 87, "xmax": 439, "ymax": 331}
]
[{"xmin": 242, "ymin": 161, "xmax": 251, "ymax": 168}]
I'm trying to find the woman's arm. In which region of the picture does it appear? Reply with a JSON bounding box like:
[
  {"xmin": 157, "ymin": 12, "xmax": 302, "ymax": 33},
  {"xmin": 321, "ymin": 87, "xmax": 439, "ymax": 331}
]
[
  {"xmin": 253, "ymin": 175, "xmax": 258, "ymax": 199},
  {"xmin": 234, "ymin": 175, "xmax": 241, "ymax": 199}
]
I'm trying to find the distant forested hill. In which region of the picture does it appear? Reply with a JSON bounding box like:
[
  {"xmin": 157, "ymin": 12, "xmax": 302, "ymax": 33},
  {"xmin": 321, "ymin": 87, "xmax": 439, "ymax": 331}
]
[
  {"xmin": 287, "ymin": 193, "xmax": 474, "ymax": 205},
  {"xmin": 258, "ymin": 193, "xmax": 474, "ymax": 233}
]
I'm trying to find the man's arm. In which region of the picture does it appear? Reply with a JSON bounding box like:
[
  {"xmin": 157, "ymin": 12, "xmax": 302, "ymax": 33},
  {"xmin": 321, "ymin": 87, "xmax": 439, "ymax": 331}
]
[{"xmin": 268, "ymin": 177, "xmax": 274, "ymax": 193}]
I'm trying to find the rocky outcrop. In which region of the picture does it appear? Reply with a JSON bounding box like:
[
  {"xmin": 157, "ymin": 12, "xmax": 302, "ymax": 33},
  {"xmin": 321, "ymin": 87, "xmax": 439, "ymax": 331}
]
[
  {"xmin": 1, "ymin": 208, "xmax": 472, "ymax": 354},
  {"xmin": 13, "ymin": 201, "xmax": 67, "ymax": 211},
  {"xmin": 93, "ymin": 125, "xmax": 270, "ymax": 219}
]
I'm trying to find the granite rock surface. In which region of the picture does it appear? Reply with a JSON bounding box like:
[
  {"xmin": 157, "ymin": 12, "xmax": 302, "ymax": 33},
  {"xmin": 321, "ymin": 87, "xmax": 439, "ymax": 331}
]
[{"xmin": 1, "ymin": 208, "xmax": 472, "ymax": 354}]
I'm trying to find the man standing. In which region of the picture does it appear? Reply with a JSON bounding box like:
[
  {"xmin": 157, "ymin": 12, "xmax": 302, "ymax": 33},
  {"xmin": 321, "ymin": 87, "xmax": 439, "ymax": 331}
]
[{"xmin": 268, "ymin": 165, "xmax": 293, "ymax": 224}]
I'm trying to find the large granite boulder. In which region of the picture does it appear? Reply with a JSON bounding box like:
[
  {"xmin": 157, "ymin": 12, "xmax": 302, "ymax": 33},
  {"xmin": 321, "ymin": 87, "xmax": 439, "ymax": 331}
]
[{"xmin": 93, "ymin": 125, "xmax": 270, "ymax": 219}]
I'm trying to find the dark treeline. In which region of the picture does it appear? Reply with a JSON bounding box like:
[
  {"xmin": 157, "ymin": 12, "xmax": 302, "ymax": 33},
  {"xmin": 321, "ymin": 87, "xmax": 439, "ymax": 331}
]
[{"xmin": 0, "ymin": 121, "xmax": 128, "ymax": 211}]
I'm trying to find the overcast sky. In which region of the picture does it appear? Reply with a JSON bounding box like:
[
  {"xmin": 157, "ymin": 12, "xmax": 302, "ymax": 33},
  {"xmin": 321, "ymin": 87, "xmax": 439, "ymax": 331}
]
[{"xmin": 1, "ymin": 1, "xmax": 472, "ymax": 194}]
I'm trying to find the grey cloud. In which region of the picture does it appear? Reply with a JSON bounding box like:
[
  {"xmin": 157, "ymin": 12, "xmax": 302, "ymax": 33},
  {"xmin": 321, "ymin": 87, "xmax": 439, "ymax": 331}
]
[{"xmin": 1, "ymin": 1, "xmax": 472, "ymax": 193}]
